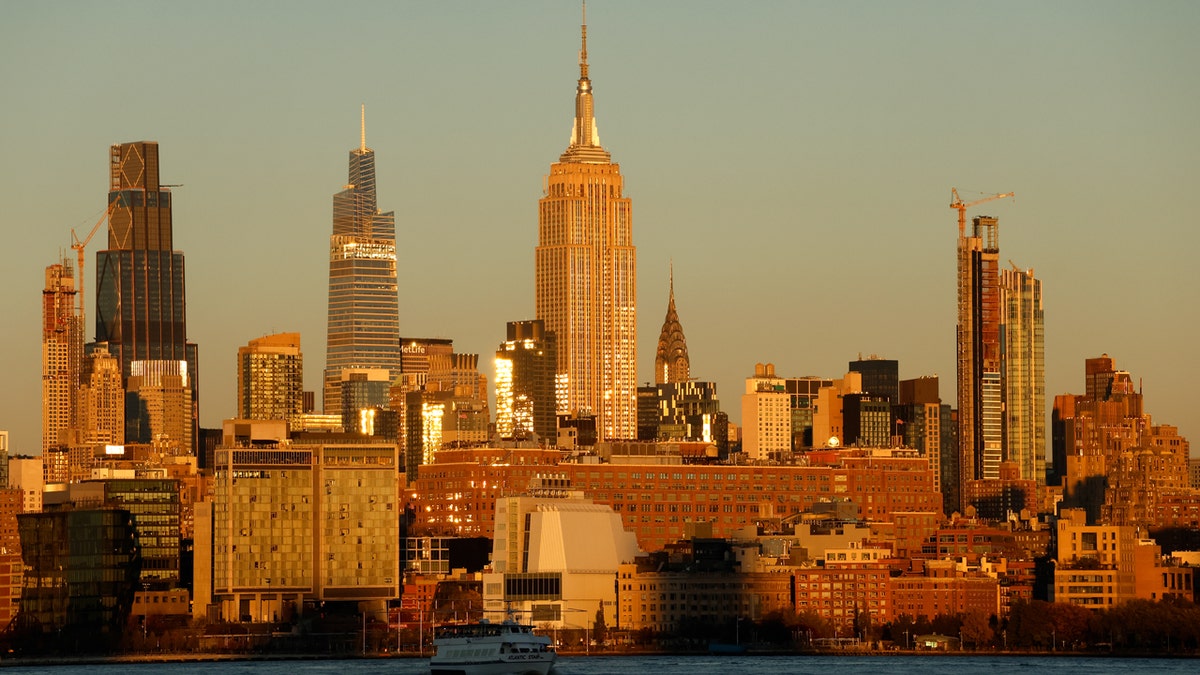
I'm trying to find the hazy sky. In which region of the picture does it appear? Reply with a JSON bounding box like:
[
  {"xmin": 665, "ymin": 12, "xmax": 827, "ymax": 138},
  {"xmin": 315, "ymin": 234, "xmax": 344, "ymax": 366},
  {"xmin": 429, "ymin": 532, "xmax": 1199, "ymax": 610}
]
[{"xmin": 2, "ymin": 1, "xmax": 1197, "ymax": 455}]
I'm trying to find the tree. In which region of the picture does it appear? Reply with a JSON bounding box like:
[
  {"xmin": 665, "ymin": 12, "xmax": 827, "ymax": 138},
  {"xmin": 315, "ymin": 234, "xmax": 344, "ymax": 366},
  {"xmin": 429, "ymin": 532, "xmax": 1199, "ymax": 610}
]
[
  {"xmin": 593, "ymin": 606, "xmax": 607, "ymax": 647},
  {"xmin": 960, "ymin": 611, "xmax": 993, "ymax": 649}
]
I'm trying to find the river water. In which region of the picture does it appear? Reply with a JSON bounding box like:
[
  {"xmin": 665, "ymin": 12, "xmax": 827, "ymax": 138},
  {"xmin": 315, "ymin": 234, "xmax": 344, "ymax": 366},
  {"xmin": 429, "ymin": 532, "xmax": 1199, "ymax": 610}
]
[{"xmin": 0, "ymin": 654, "xmax": 1192, "ymax": 674}]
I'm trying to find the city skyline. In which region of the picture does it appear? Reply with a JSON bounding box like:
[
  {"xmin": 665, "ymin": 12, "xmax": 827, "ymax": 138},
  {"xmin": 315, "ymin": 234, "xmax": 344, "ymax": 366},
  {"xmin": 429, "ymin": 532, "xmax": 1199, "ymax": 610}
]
[{"xmin": 2, "ymin": 2, "xmax": 1198, "ymax": 453}]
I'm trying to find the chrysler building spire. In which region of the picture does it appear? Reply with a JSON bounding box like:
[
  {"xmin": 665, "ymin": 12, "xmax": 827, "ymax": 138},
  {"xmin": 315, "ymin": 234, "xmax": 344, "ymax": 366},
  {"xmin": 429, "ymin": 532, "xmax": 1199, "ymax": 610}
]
[{"xmin": 655, "ymin": 264, "xmax": 691, "ymax": 384}]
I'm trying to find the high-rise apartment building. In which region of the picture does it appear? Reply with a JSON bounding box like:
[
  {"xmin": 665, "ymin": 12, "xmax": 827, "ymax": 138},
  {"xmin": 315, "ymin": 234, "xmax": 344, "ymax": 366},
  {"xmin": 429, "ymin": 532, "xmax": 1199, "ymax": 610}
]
[
  {"xmin": 323, "ymin": 108, "xmax": 401, "ymax": 420},
  {"xmin": 1000, "ymin": 265, "xmax": 1045, "ymax": 487},
  {"xmin": 42, "ymin": 260, "xmax": 81, "ymax": 453},
  {"xmin": 535, "ymin": 12, "xmax": 637, "ymax": 441},
  {"xmin": 494, "ymin": 320, "xmax": 558, "ymax": 442},
  {"xmin": 956, "ymin": 215, "xmax": 1004, "ymax": 508},
  {"xmin": 741, "ymin": 363, "xmax": 790, "ymax": 461},
  {"xmin": 237, "ymin": 333, "xmax": 303, "ymax": 426},
  {"xmin": 94, "ymin": 141, "xmax": 199, "ymax": 450}
]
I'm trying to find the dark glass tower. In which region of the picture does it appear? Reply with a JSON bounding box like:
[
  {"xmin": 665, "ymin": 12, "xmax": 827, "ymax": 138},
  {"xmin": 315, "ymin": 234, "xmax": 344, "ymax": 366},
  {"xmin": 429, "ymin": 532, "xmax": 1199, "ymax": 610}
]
[
  {"xmin": 324, "ymin": 107, "xmax": 401, "ymax": 417},
  {"xmin": 94, "ymin": 141, "xmax": 199, "ymax": 448}
]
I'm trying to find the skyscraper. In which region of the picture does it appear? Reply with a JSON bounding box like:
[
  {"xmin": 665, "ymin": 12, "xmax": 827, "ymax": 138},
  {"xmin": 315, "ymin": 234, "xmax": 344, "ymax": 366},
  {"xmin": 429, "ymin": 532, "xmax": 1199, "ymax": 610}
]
[
  {"xmin": 956, "ymin": 215, "xmax": 1003, "ymax": 507},
  {"xmin": 94, "ymin": 141, "xmax": 198, "ymax": 450},
  {"xmin": 1001, "ymin": 265, "xmax": 1045, "ymax": 487},
  {"xmin": 654, "ymin": 268, "xmax": 689, "ymax": 385},
  {"xmin": 536, "ymin": 10, "xmax": 637, "ymax": 441},
  {"xmin": 42, "ymin": 260, "xmax": 81, "ymax": 453},
  {"xmin": 237, "ymin": 333, "xmax": 303, "ymax": 426},
  {"xmin": 324, "ymin": 107, "xmax": 401, "ymax": 420},
  {"xmin": 494, "ymin": 320, "xmax": 558, "ymax": 442}
]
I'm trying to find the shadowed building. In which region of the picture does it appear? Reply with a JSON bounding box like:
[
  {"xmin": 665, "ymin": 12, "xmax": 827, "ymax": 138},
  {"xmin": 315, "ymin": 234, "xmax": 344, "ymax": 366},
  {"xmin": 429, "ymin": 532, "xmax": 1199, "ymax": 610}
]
[
  {"xmin": 94, "ymin": 141, "xmax": 199, "ymax": 453},
  {"xmin": 536, "ymin": 11, "xmax": 637, "ymax": 441}
]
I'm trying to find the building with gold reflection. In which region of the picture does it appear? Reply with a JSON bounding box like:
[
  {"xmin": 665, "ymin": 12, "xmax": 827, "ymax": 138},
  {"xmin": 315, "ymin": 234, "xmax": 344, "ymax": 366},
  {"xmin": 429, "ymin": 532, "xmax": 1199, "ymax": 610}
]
[
  {"xmin": 237, "ymin": 332, "xmax": 303, "ymax": 427},
  {"xmin": 494, "ymin": 320, "xmax": 558, "ymax": 443},
  {"xmin": 536, "ymin": 11, "xmax": 636, "ymax": 442},
  {"xmin": 323, "ymin": 109, "xmax": 401, "ymax": 421}
]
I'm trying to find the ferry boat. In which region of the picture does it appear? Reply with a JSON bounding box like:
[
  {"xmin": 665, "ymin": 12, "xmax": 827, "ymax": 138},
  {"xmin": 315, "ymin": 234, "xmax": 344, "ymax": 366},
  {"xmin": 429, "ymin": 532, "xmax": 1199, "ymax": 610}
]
[{"xmin": 429, "ymin": 618, "xmax": 557, "ymax": 675}]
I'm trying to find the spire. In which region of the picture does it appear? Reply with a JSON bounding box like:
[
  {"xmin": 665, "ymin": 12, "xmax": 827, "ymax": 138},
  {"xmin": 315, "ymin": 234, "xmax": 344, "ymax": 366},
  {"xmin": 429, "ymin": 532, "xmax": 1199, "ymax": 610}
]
[
  {"xmin": 560, "ymin": 2, "xmax": 611, "ymax": 164},
  {"xmin": 359, "ymin": 104, "xmax": 367, "ymax": 153},
  {"xmin": 655, "ymin": 266, "xmax": 690, "ymax": 385}
]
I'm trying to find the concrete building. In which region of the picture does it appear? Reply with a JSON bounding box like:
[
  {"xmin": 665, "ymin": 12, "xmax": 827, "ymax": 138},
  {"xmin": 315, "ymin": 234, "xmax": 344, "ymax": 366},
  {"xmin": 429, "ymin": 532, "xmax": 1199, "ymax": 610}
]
[
  {"xmin": 535, "ymin": 13, "xmax": 637, "ymax": 442},
  {"xmin": 483, "ymin": 476, "xmax": 640, "ymax": 631},
  {"xmin": 125, "ymin": 359, "xmax": 193, "ymax": 454},
  {"xmin": 741, "ymin": 363, "xmax": 790, "ymax": 460},
  {"xmin": 197, "ymin": 439, "xmax": 400, "ymax": 623},
  {"xmin": 9, "ymin": 457, "xmax": 44, "ymax": 513}
]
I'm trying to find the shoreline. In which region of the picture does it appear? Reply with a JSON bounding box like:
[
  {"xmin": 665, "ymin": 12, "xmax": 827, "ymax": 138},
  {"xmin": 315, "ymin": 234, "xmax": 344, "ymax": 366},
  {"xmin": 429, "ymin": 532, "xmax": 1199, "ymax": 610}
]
[{"xmin": 0, "ymin": 649, "xmax": 1193, "ymax": 666}]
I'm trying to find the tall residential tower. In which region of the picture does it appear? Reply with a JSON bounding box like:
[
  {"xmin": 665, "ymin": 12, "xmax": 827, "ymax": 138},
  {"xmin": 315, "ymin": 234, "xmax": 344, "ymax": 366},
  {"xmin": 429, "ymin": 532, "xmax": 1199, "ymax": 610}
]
[
  {"xmin": 323, "ymin": 108, "xmax": 402, "ymax": 419},
  {"xmin": 536, "ymin": 10, "xmax": 637, "ymax": 441}
]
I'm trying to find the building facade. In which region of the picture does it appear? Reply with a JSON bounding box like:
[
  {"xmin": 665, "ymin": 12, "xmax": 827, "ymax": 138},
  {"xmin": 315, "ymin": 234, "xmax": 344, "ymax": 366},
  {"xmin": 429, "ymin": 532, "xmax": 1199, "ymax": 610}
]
[
  {"xmin": 42, "ymin": 260, "xmax": 81, "ymax": 454},
  {"xmin": 201, "ymin": 441, "xmax": 400, "ymax": 622},
  {"xmin": 238, "ymin": 333, "xmax": 303, "ymax": 426},
  {"xmin": 1000, "ymin": 265, "xmax": 1045, "ymax": 486},
  {"xmin": 741, "ymin": 363, "xmax": 790, "ymax": 461},
  {"xmin": 957, "ymin": 215, "xmax": 1004, "ymax": 508},
  {"xmin": 494, "ymin": 320, "xmax": 558, "ymax": 443},
  {"xmin": 323, "ymin": 109, "xmax": 401, "ymax": 420},
  {"xmin": 535, "ymin": 14, "xmax": 637, "ymax": 441},
  {"xmin": 94, "ymin": 141, "xmax": 199, "ymax": 450}
]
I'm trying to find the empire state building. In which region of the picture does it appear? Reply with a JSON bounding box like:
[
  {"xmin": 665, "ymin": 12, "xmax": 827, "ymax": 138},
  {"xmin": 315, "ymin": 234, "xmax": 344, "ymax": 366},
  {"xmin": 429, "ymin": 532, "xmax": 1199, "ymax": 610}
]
[{"xmin": 536, "ymin": 10, "xmax": 637, "ymax": 441}]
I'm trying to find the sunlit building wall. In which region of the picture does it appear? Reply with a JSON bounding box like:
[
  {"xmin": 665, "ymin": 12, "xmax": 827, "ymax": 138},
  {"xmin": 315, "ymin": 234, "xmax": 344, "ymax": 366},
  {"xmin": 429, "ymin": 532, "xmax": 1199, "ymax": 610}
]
[
  {"xmin": 78, "ymin": 344, "xmax": 124, "ymax": 446},
  {"xmin": 535, "ymin": 15, "xmax": 636, "ymax": 441},
  {"xmin": 42, "ymin": 260, "xmax": 81, "ymax": 453},
  {"xmin": 1001, "ymin": 265, "xmax": 1045, "ymax": 487},
  {"xmin": 957, "ymin": 215, "xmax": 1004, "ymax": 511},
  {"xmin": 323, "ymin": 110, "xmax": 401, "ymax": 420},
  {"xmin": 126, "ymin": 359, "xmax": 192, "ymax": 453},
  {"xmin": 494, "ymin": 320, "xmax": 558, "ymax": 442},
  {"xmin": 741, "ymin": 363, "xmax": 789, "ymax": 460},
  {"xmin": 237, "ymin": 332, "xmax": 303, "ymax": 427}
]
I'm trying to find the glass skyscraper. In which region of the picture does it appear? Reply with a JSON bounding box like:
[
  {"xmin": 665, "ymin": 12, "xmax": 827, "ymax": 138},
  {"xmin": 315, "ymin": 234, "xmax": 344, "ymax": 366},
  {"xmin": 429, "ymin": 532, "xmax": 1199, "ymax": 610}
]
[
  {"xmin": 536, "ymin": 12, "xmax": 637, "ymax": 441},
  {"xmin": 323, "ymin": 108, "xmax": 401, "ymax": 418},
  {"xmin": 93, "ymin": 141, "xmax": 198, "ymax": 450}
]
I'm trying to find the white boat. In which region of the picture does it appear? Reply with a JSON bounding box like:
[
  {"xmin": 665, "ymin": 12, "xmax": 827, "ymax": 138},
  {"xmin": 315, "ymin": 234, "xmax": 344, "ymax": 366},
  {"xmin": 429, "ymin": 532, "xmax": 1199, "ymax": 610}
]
[{"xmin": 429, "ymin": 618, "xmax": 558, "ymax": 675}]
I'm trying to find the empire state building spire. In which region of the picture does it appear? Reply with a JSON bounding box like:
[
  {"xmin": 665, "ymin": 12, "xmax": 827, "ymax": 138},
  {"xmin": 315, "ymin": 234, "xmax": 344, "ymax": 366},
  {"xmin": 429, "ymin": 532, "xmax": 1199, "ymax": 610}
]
[{"xmin": 560, "ymin": 3, "xmax": 611, "ymax": 164}]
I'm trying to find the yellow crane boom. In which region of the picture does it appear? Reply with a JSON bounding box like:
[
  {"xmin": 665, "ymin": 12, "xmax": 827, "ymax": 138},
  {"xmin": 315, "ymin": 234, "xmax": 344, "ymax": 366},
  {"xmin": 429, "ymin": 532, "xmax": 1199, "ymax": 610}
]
[{"xmin": 950, "ymin": 187, "xmax": 1014, "ymax": 237}]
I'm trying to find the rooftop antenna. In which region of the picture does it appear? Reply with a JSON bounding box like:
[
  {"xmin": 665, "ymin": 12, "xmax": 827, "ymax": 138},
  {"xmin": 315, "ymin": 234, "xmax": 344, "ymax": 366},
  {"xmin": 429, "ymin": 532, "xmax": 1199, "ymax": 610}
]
[{"xmin": 360, "ymin": 103, "xmax": 367, "ymax": 152}]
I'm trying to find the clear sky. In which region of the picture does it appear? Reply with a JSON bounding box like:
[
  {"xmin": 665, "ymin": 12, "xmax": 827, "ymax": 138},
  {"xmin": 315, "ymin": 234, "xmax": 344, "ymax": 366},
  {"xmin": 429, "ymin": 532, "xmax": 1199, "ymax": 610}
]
[{"xmin": 2, "ymin": 1, "xmax": 1197, "ymax": 455}]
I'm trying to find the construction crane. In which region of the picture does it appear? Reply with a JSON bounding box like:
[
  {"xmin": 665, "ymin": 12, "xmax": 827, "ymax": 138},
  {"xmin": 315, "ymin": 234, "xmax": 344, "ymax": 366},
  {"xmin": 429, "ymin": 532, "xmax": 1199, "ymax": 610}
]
[
  {"xmin": 950, "ymin": 188, "xmax": 1014, "ymax": 237},
  {"xmin": 69, "ymin": 199, "xmax": 119, "ymax": 327}
]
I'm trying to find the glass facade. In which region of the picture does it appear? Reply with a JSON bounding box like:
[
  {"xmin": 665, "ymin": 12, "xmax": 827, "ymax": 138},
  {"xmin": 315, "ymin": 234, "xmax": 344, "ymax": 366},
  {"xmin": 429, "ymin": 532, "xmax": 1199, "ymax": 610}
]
[
  {"xmin": 93, "ymin": 142, "xmax": 198, "ymax": 452},
  {"xmin": 323, "ymin": 118, "xmax": 401, "ymax": 419}
]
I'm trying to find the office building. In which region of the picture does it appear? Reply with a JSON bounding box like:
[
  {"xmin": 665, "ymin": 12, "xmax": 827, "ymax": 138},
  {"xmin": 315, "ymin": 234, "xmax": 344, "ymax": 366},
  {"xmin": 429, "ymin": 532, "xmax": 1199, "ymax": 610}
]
[
  {"xmin": 42, "ymin": 260, "xmax": 81, "ymax": 453},
  {"xmin": 94, "ymin": 141, "xmax": 199, "ymax": 451},
  {"xmin": 654, "ymin": 380, "xmax": 722, "ymax": 444},
  {"xmin": 237, "ymin": 333, "xmax": 303, "ymax": 426},
  {"xmin": 848, "ymin": 355, "xmax": 898, "ymax": 403},
  {"xmin": 323, "ymin": 108, "xmax": 401, "ymax": 420},
  {"xmin": 895, "ymin": 376, "xmax": 946, "ymax": 509},
  {"xmin": 1000, "ymin": 265, "xmax": 1045, "ymax": 486},
  {"xmin": 494, "ymin": 320, "xmax": 558, "ymax": 442},
  {"xmin": 0, "ymin": 431, "xmax": 8, "ymax": 490},
  {"xmin": 17, "ymin": 507, "xmax": 141, "ymax": 648},
  {"xmin": 956, "ymin": 215, "xmax": 1004, "ymax": 509},
  {"xmin": 535, "ymin": 12, "xmax": 637, "ymax": 441}
]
